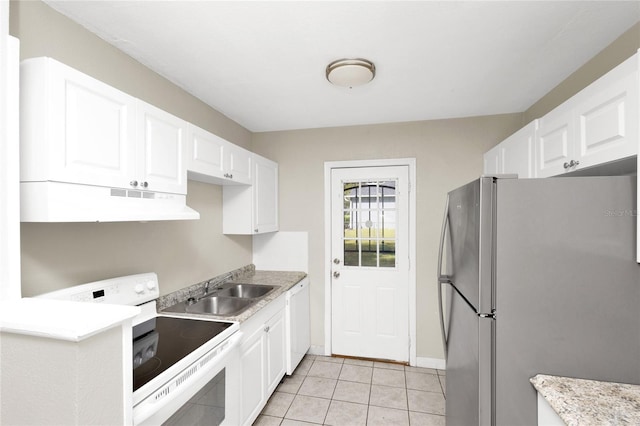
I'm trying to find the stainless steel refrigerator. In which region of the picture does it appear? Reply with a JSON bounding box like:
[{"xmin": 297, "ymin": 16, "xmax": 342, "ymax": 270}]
[{"xmin": 437, "ymin": 175, "xmax": 640, "ymax": 426}]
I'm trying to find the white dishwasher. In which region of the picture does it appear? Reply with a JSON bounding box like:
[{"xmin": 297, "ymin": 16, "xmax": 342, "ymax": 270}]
[{"xmin": 286, "ymin": 277, "xmax": 310, "ymax": 374}]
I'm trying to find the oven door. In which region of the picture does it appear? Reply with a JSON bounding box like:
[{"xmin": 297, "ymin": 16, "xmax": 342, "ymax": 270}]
[{"xmin": 134, "ymin": 332, "xmax": 241, "ymax": 426}]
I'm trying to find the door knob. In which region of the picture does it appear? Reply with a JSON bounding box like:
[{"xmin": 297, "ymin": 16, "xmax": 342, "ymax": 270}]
[{"xmin": 333, "ymin": 271, "xmax": 340, "ymax": 278}]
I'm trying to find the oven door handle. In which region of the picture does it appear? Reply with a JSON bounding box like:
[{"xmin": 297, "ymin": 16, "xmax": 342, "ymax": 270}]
[{"xmin": 133, "ymin": 331, "xmax": 243, "ymax": 426}]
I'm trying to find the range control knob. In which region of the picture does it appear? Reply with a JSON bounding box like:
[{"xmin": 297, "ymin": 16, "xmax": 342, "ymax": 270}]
[
  {"xmin": 146, "ymin": 280, "xmax": 156, "ymax": 291},
  {"xmin": 134, "ymin": 284, "xmax": 145, "ymax": 294}
]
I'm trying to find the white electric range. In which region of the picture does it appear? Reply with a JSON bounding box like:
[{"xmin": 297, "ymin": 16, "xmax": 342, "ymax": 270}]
[{"xmin": 38, "ymin": 273, "xmax": 241, "ymax": 425}]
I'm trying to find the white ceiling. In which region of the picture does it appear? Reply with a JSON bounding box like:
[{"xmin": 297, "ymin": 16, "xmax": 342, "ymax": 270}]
[{"xmin": 44, "ymin": 1, "xmax": 640, "ymax": 133}]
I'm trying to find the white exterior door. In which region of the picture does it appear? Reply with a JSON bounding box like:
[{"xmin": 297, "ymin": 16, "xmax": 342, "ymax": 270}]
[{"xmin": 331, "ymin": 166, "xmax": 409, "ymax": 362}]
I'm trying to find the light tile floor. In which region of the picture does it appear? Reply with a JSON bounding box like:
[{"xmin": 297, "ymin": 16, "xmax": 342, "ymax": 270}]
[{"xmin": 253, "ymin": 355, "xmax": 446, "ymax": 426}]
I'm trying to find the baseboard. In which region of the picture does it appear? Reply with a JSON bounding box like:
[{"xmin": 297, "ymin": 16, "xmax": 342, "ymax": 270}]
[
  {"xmin": 306, "ymin": 347, "xmax": 445, "ymax": 370},
  {"xmin": 416, "ymin": 356, "xmax": 446, "ymax": 370},
  {"xmin": 307, "ymin": 345, "xmax": 326, "ymax": 356}
]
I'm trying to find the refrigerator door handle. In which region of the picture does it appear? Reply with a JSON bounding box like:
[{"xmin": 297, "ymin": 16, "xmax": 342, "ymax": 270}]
[{"xmin": 437, "ymin": 194, "xmax": 451, "ymax": 359}]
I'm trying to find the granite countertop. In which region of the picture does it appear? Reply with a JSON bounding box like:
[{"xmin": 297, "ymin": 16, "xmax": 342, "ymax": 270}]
[
  {"xmin": 530, "ymin": 374, "xmax": 640, "ymax": 425},
  {"xmin": 157, "ymin": 266, "xmax": 307, "ymax": 323}
]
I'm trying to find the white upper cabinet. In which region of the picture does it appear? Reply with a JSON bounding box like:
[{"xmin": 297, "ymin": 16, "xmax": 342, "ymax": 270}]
[
  {"xmin": 21, "ymin": 57, "xmax": 137, "ymax": 189},
  {"xmin": 483, "ymin": 144, "xmax": 501, "ymax": 175},
  {"xmin": 223, "ymin": 153, "xmax": 279, "ymax": 235},
  {"xmin": 225, "ymin": 143, "xmax": 253, "ymax": 185},
  {"xmin": 253, "ymin": 155, "xmax": 279, "ymax": 233},
  {"xmin": 535, "ymin": 53, "xmax": 638, "ymax": 177},
  {"xmin": 502, "ymin": 121, "xmax": 536, "ymax": 178},
  {"xmin": 573, "ymin": 60, "xmax": 638, "ymax": 169},
  {"xmin": 137, "ymin": 101, "xmax": 187, "ymax": 194},
  {"xmin": 21, "ymin": 57, "xmax": 188, "ymax": 195},
  {"xmin": 484, "ymin": 121, "xmax": 536, "ymax": 178},
  {"xmin": 186, "ymin": 124, "xmax": 252, "ymax": 185},
  {"xmin": 535, "ymin": 102, "xmax": 573, "ymax": 177}
]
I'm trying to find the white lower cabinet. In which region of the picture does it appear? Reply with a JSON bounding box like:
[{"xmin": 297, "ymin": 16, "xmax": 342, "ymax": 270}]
[
  {"xmin": 536, "ymin": 393, "xmax": 564, "ymax": 426},
  {"xmin": 239, "ymin": 295, "xmax": 286, "ymax": 426},
  {"xmin": 265, "ymin": 307, "xmax": 286, "ymax": 395}
]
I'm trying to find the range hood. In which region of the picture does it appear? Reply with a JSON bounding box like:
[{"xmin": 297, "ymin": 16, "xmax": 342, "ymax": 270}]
[{"xmin": 20, "ymin": 181, "xmax": 200, "ymax": 222}]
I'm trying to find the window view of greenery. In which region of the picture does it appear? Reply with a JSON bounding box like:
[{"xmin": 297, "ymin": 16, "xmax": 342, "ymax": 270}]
[{"xmin": 343, "ymin": 180, "xmax": 397, "ymax": 268}]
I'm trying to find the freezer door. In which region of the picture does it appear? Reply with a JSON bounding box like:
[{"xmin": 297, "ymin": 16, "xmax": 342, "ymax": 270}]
[{"xmin": 447, "ymin": 177, "xmax": 495, "ymax": 313}]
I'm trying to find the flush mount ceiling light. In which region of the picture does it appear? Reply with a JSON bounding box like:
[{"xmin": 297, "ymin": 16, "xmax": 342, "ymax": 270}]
[{"xmin": 326, "ymin": 58, "xmax": 376, "ymax": 88}]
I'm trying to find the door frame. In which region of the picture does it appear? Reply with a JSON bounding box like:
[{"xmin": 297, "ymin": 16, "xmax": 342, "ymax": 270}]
[{"xmin": 324, "ymin": 158, "xmax": 417, "ymax": 366}]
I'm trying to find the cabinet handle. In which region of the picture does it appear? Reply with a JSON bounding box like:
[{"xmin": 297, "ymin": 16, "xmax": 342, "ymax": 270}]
[
  {"xmin": 254, "ymin": 228, "xmax": 259, "ymax": 233},
  {"xmin": 563, "ymin": 160, "xmax": 580, "ymax": 170},
  {"xmin": 140, "ymin": 181, "xmax": 149, "ymax": 188},
  {"xmin": 264, "ymin": 326, "xmax": 270, "ymax": 333},
  {"xmin": 223, "ymin": 173, "xmax": 234, "ymax": 179},
  {"xmin": 130, "ymin": 180, "xmax": 138, "ymax": 187}
]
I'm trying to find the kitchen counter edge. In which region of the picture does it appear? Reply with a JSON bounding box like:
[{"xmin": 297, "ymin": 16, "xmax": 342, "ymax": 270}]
[{"xmin": 530, "ymin": 374, "xmax": 640, "ymax": 425}]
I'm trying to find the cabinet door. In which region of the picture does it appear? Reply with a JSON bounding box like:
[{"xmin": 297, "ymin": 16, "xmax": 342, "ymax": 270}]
[
  {"xmin": 186, "ymin": 124, "xmax": 225, "ymax": 180},
  {"xmin": 574, "ymin": 67, "xmax": 639, "ymax": 169},
  {"xmin": 38, "ymin": 58, "xmax": 137, "ymax": 187},
  {"xmin": 223, "ymin": 153, "xmax": 279, "ymax": 235},
  {"xmin": 535, "ymin": 104, "xmax": 574, "ymax": 177},
  {"xmin": 483, "ymin": 145, "xmax": 501, "ymax": 175},
  {"xmin": 137, "ymin": 101, "xmax": 187, "ymax": 194},
  {"xmin": 501, "ymin": 121, "xmax": 536, "ymax": 178},
  {"xmin": 225, "ymin": 143, "xmax": 252, "ymax": 185},
  {"xmin": 266, "ymin": 309, "xmax": 286, "ymax": 394},
  {"xmin": 254, "ymin": 155, "xmax": 279, "ymax": 233},
  {"xmin": 239, "ymin": 327, "xmax": 266, "ymax": 425}
]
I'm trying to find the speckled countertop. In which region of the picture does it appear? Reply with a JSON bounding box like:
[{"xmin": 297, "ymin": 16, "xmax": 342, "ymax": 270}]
[
  {"xmin": 530, "ymin": 374, "xmax": 640, "ymax": 425},
  {"xmin": 156, "ymin": 265, "xmax": 307, "ymax": 323}
]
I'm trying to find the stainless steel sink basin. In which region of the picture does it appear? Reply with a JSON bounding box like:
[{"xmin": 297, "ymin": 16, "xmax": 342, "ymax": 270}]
[
  {"xmin": 162, "ymin": 282, "xmax": 277, "ymax": 317},
  {"xmin": 185, "ymin": 296, "xmax": 253, "ymax": 316},
  {"xmin": 217, "ymin": 283, "xmax": 275, "ymax": 299}
]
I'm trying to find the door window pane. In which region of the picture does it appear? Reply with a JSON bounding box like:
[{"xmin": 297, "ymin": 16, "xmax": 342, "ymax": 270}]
[
  {"xmin": 342, "ymin": 180, "xmax": 398, "ymax": 268},
  {"xmin": 344, "ymin": 239, "xmax": 359, "ymax": 266}
]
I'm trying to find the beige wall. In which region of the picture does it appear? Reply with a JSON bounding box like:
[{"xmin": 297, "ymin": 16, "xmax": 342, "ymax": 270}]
[
  {"xmin": 11, "ymin": 0, "xmax": 253, "ymax": 297},
  {"xmin": 251, "ymin": 115, "xmax": 523, "ymax": 359}
]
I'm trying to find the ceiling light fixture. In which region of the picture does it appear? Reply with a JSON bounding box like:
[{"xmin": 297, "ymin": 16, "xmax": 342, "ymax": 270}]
[{"xmin": 326, "ymin": 58, "xmax": 376, "ymax": 88}]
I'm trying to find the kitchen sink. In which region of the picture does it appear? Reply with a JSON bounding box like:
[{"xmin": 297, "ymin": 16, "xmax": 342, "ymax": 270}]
[
  {"xmin": 163, "ymin": 282, "xmax": 277, "ymax": 317},
  {"xmin": 217, "ymin": 283, "xmax": 275, "ymax": 299},
  {"xmin": 185, "ymin": 296, "xmax": 253, "ymax": 316}
]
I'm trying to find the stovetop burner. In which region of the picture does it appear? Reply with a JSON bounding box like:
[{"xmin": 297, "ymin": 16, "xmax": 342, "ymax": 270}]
[{"xmin": 133, "ymin": 316, "xmax": 233, "ymax": 392}]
